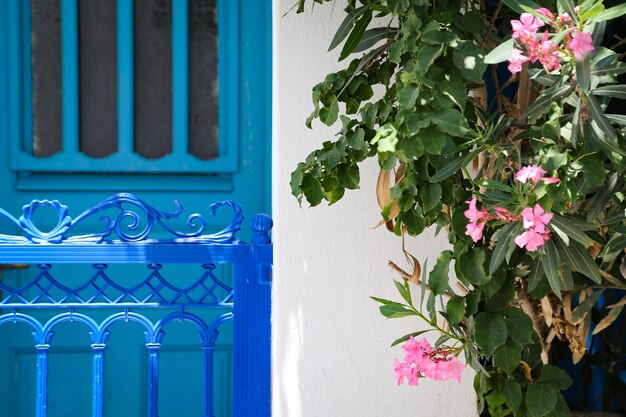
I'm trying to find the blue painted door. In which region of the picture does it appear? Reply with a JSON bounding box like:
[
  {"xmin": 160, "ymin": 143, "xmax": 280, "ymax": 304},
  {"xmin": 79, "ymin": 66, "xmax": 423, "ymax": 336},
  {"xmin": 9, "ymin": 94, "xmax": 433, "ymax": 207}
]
[{"xmin": 0, "ymin": 0, "xmax": 271, "ymax": 416}]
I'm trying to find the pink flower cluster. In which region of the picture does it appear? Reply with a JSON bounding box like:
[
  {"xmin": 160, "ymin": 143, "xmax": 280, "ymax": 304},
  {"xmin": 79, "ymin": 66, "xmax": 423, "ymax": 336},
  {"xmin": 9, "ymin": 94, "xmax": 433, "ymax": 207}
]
[
  {"xmin": 463, "ymin": 165, "xmax": 557, "ymax": 251},
  {"xmin": 508, "ymin": 8, "xmax": 595, "ymax": 74},
  {"xmin": 393, "ymin": 337, "xmax": 465, "ymax": 386},
  {"xmin": 515, "ymin": 165, "xmax": 560, "ymax": 185},
  {"xmin": 464, "ymin": 198, "xmax": 514, "ymax": 243},
  {"xmin": 514, "ymin": 204, "xmax": 553, "ymax": 251}
]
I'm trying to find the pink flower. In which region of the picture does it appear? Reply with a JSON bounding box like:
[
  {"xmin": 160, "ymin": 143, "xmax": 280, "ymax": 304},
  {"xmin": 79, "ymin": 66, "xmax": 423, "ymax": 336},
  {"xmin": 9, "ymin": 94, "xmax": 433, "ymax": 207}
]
[
  {"xmin": 508, "ymin": 48, "xmax": 530, "ymax": 74},
  {"xmin": 569, "ymin": 30, "xmax": 594, "ymax": 60},
  {"xmin": 393, "ymin": 359, "xmax": 419, "ymax": 386},
  {"xmin": 464, "ymin": 197, "xmax": 484, "ymax": 223},
  {"xmin": 515, "ymin": 204, "xmax": 553, "ymax": 251},
  {"xmin": 466, "ymin": 221, "xmax": 486, "ymax": 243},
  {"xmin": 535, "ymin": 8, "xmax": 556, "ymax": 21},
  {"xmin": 511, "ymin": 13, "xmax": 545, "ymax": 41},
  {"xmin": 558, "ymin": 12, "xmax": 571, "ymax": 24},
  {"xmin": 444, "ymin": 357, "xmax": 465, "ymax": 383},
  {"xmin": 514, "ymin": 229, "xmax": 547, "ymax": 251},
  {"xmin": 515, "ymin": 165, "xmax": 560, "ymax": 184},
  {"xmin": 536, "ymin": 31, "xmax": 560, "ymax": 71},
  {"xmin": 515, "ymin": 165, "xmax": 547, "ymax": 183},
  {"xmin": 424, "ymin": 360, "xmax": 449, "ymax": 381},
  {"xmin": 402, "ymin": 336, "xmax": 431, "ymax": 363},
  {"xmin": 521, "ymin": 204, "xmax": 553, "ymax": 234}
]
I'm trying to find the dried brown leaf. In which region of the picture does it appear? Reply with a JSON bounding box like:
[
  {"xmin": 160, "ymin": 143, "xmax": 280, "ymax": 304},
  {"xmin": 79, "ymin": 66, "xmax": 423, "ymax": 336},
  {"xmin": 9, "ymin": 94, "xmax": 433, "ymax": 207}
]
[
  {"xmin": 541, "ymin": 296, "xmax": 553, "ymax": 327},
  {"xmin": 376, "ymin": 169, "xmax": 391, "ymax": 210},
  {"xmin": 592, "ymin": 304, "xmax": 625, "ymax": 335},
  {"xmin": 519, "ymin": 361, "xmax": 534, "ymax": 381}
]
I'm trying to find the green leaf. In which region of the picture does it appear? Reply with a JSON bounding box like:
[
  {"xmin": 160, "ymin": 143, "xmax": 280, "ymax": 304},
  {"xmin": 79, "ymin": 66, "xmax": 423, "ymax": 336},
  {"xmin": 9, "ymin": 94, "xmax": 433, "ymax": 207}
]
[
  {"xmin": 549, "ymin": 215, "xmax": 593, "ymax": 247},
  {"xmin": 337, "ymin": 164, "xmax": 360, "ymax": 190},
  {"xmin": 592, "ymin": 84, "xmax": 626, "ymax": 100},
  {"xmin": 506, "ymin": 307, "xmax": 535, "ymax": 345},
  {"xmin": 421, "ymin": 183, "xmax": 442, "ymax": 212},
  {"xmin": 458, "ymin": 249, "xmax": 489, "ymax": 285},
  {"xmin": 394, "ymin": 280, "xmax": 412, "ymax": 305},
  {"xmin": 431, "ymin": 109, "xmax": 470, "ymax": 137},
  {"xmin": 429, "ymin": 148, "xmax": 481, "ymax": 183},
  {"xmin": 422, "ymin": 127, "xmax": 448, "ymax": 155},
  {"xmin": 353, "ymin": 27, "xmax": 393, "ymax": 53},
  {"xmin": 370, "ymin": 296, "xmax": 405, "ymax": 307},
  {"xmin": 527, "ymin": 258, "xmax": 544, "ymax": 293},
  {"xmin": 571, "ymin": 290, "xmax": 603, "ymax": 323},
  {"xmin": 435, "ymin": 334, "xmax": 451, "ymax": 346},
  {"xmin": 484, "ymin": 39, "xmax": 515, "ymax": 64},
  {"xmin": 502, "ymin": 0, "xmax": 541, "ymax": 14},
  {"xmin": 498, "ymin": 377, "xmax": 522, "ymax": 412},
  {"xmin": 416, "ymin": 44, "xmax": 444, "ymax": 74},
  {"xmin": 600, "ymin": 233, "xmax": 626, "ymax": 261},
  {"xmin": 538, "ymin": 365, "xmax": 572, "ymax": 390},
  {"xmin": 452, "ymin": 41, "xmax": 487, "ymax": 81},
  {"xmin": 379, "ymin": 304, "xmax": 416, "ymax": 318},
  {"xmin": 489, "ymin": 222, "xmax": 519, "ymax": 274},
  {"xmin": 494, "ymin": 338, "xmax": 522, "ymax": 374},
  {"xmin": 591, "ymin": 62, "xmax": 626, "ymax": 76},
  {"xmin": 475, "ymin": 312, "xmax": 508, "ymax": 356},
  {"xmin": 421, "ymin": 24, "xmax": 457, "ymax": 45},
  {"xmin": 386, "ymin": 0, "xmax": 410, "ymax": 14},
  {"xmin": 581, "ymin": 157, "xmax": 606, "ymax": 189},
  {"xmin": 575, "ymin": 53, "xmax": 592, "ymax": 92},
  {"xmin": 301, "ymin": 174, "xmax": 325, "ymax": 206},
  {"xmin": 339, "ymin": 11, "xmax": 373, "ymax": 61},
  {"xmin": 585, "ymin": 92, "xmax": 625, "ymax": 156},
  {"xmin": 568, "ymin": 241, "xmax": 602, "ymax": 283},
  {"xmin": 587, "ymin": 172, "xmax": 620, "ymax": 223},
  {"xmin": 525, "ymin": 382, "xmax": 558, "ymax": 417},
  {"xmin": 328, "ymin": 6, "xmax": 371, "ymax": 51},
  {"xmin": 546, "ymin": 395, "xmax": 570, "ymax": 417},
  {"xmin": 525, "ymin": 85, "xmax": 574, "ymax": 119},
  {"xmin": 319, "ymin": 99, "xmax": 340, "ymax": 126},
  {"xmin": 590, "ymin": 3, "xmax": 626, "ymax": 22},
  {"xmin": 539, "ymin": 239, "xmax": 562, "ymax": 299},
  {"xmin": 398, "ymin": 83, "xmax": 420, "ymax": 109},
  {"xmin": 429, "ymin": 250, "xmax": 453, "ymax": 295},
  {"xmin": 446, "ymin": 295, "xmax": 466, "ymax": 325},
  {"xmin": 390, "ymin": 330, "xmax": 432, "ymax": 347}
]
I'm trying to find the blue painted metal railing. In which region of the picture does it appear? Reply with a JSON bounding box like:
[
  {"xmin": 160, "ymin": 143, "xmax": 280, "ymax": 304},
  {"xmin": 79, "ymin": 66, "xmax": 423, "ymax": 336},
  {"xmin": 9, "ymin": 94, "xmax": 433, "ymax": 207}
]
[{"xmin": 0, "ymin": 194, "xmax": 272, "ymax": 417}]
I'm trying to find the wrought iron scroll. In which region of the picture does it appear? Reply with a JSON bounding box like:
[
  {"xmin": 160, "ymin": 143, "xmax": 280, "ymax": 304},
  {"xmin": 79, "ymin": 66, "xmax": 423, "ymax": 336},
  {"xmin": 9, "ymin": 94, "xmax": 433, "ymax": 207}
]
[{"xmin": 0, "ymin": 193, "xmax": 244, "ymax": 244}]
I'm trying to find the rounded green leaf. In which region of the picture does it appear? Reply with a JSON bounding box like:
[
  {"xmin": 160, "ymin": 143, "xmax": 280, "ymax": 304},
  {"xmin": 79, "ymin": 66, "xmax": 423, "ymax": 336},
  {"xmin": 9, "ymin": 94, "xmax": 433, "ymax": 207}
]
[{"xmin": 475, "ymin": 312, "xmax": 508, "ymax": 356}]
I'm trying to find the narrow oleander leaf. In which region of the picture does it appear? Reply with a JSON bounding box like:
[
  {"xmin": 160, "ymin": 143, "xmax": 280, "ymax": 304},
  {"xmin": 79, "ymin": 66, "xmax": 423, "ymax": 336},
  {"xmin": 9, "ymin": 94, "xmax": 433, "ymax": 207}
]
[
  {"xmin": 353, "ymin": 27, "xmax": 395, "ymax": 53},
  {"xmin": 339, "ymin": 11, "xmax": 373, "ymax": 61},
  {"xmin": 590, "ymin": 3, "xmax": 626, "ymax": 22},
  {"xmin": 328, "ymin": 6, "xmax": 370, "ymax": 51},
  {"xmin": 568, "ymin": 241, "xmax": 602, "ymax": 283},
  {"xmin": 484, "ymin": 39, "xmax": 515, "ymax": 64},
  {"xmin": 503, "ymin": 0, "xmax": 542, "ymax": 14},
  {"xmin": 592, "ymin": 84, "xmax": 626, "ymax": 100},
  {"xmin": 585, "ymin": 93, "xmax": 625, "ymax": 156},
  {"xmin": 489, "ymin": 222, "xmax": 519, "ymax": 274},
  {"xmin": 549, "ymin": 215, "xmax": 593, "ymax": 247},
  {"xmin": 571, "ymin": 290, "xmax": 603, "ymax": 324},
  {"xmin": 525, "ymin": 85, "xmax": 574, "ymax": 118},
  {"xmin": 379, "ymin": 304, "xmax": 416, "ymax": 318},
  {"xmin": 390, "ymin": 329, "xmax": 433, "ymax": 347},
  {"xmin": 575, "ymin": 53, "xmax": 591, "ymax": 92},
  {"xmin": 540, "ymin": 239, "xmax": 562, "ymax": 299}
]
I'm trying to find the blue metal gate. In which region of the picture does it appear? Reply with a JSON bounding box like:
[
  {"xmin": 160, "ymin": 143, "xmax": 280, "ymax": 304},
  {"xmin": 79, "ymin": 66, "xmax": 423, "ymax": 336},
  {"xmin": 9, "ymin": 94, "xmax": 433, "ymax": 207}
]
[{"xmin": 0, "ymin": 194, "xmax": 272, "ymax": 417}]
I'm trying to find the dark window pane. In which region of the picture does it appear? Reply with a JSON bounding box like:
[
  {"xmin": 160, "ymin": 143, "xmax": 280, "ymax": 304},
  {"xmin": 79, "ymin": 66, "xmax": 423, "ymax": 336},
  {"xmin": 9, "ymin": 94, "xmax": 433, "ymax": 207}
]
[
  {"xmin": 79, "ymin": 0, "xmax": 117, "ymax": 158},
  {"xmin": 189, "ymin": 0, "xmax": 218, "ymax": 160},
  {"xmin": 31, "ymin": 0, "xmax": 62, "ymax": 157},
  {"xmin": 134, "ymin": 0, "xmax": 172, "ymax": 160}
]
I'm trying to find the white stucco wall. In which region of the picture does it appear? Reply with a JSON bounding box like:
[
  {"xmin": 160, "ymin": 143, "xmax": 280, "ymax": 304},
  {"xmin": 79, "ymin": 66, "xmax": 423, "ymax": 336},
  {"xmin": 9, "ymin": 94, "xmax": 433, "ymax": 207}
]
[{"xmin": 272, "ymin": 2, "xmax": 478, "ymax": 416}]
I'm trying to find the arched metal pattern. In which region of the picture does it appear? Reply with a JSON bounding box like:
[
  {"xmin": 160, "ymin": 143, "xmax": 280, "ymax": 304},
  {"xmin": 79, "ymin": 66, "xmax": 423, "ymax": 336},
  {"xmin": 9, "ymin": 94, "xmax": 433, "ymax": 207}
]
[{"xmin": 0, "ymin": 194, "xmax": 272, "ymax": 417}]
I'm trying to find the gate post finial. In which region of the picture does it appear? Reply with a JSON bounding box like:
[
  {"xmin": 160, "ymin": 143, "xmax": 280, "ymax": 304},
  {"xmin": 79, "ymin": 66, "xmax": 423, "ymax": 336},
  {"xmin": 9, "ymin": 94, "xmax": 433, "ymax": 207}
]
[{"xmin": 250, "ymin": 213, "xmax": 273, "ymax": 245}]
